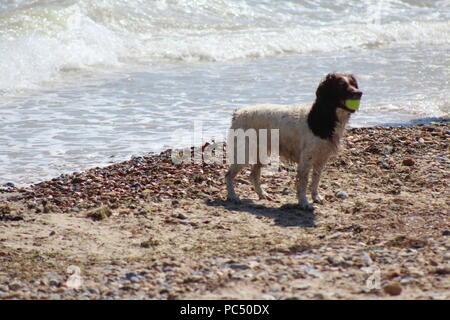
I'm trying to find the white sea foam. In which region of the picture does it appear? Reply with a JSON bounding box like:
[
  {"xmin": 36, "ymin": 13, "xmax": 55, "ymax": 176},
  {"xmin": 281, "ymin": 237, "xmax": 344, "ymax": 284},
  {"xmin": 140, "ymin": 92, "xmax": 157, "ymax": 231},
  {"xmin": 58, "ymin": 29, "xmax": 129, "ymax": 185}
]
[
  {"xmin": 0, "ymin": 0, "xmax": 449, "ymax": 185},
  {"xmin": 0, "ymin": 0, "xmax": 448, "ymax": 92}
]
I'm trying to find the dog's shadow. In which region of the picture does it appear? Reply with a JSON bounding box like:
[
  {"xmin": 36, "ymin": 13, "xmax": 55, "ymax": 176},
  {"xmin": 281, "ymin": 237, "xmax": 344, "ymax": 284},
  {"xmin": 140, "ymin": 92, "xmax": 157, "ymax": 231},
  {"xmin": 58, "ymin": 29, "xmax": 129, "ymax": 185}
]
[{"xmin": 205, "ymin": 198, "xmax": 317, "ymax": 228}]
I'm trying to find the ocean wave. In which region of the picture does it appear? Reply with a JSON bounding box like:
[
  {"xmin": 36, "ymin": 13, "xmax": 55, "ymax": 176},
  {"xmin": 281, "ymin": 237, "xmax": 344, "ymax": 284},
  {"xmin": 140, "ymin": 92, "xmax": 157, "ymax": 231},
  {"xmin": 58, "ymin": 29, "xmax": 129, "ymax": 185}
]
[{"xmin": 0, "ymin": 0, "xmax": 448, "ymax": 92}]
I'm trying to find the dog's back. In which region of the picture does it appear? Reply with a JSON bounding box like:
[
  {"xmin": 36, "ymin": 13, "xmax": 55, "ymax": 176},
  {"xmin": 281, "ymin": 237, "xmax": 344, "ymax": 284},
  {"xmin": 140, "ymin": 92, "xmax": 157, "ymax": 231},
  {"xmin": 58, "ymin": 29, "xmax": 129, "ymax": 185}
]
[
  {"xmin": 230, "ymin": 103, "xmax": 318, "ymax": 163},
  {"xmin": 231, "ymin": 104, "xmax": 308, "ymax": 130}
]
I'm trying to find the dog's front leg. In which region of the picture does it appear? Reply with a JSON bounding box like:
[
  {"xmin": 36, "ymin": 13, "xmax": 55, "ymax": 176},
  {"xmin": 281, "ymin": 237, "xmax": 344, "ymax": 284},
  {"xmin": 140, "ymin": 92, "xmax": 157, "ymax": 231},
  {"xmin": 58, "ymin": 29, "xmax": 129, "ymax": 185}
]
[
  {"xmin": 296, "ymin": 154, "xmax": 313, "ymax": 211},
  {"xmin": 310, "ymin": 157, "xmax": 328, "ymax": 204}
]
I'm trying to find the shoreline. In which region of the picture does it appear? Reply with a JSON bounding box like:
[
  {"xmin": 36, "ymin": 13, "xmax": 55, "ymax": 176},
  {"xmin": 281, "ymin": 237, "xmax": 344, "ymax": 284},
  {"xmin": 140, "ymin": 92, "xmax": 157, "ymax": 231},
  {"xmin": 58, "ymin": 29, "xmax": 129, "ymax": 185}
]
[
  {"xmin": 0, "ymin": 122, "xmax": 449, "ymax": 299},
  {"xmin": 1, "ymin": 117, "xmax": 448, "ymax": 189}
]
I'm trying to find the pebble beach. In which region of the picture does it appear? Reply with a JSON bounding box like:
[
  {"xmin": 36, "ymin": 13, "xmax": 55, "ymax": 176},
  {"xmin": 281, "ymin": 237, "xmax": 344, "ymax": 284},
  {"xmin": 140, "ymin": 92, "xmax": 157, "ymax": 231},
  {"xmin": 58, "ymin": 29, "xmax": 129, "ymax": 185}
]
[{"xmin": 0, "ymin": 121, "xmax": 448, "ymax": 300}]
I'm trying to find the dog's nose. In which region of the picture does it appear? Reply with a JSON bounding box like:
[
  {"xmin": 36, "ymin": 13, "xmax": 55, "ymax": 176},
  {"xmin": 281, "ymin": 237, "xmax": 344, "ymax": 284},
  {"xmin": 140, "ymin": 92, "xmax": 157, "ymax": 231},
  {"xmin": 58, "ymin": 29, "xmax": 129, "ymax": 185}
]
[{"xmin": 354, "ymin": 91, "xmax": 363, "ymax": 99}]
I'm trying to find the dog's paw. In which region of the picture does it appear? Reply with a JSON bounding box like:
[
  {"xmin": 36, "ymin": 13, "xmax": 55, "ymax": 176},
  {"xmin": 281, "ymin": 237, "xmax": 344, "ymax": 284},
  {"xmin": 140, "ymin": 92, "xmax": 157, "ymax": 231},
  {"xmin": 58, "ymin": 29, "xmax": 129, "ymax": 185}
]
[
  {"xmin": 227, "ymin": 196, "xmax": 242, "ymax": 204},
  {"xmin": 312, "ymin": 193, "xmax": 324, "ymax": 204},
  {"xmin": 298, "ymin": 202, "xmax": 314, "ymax": 211}
]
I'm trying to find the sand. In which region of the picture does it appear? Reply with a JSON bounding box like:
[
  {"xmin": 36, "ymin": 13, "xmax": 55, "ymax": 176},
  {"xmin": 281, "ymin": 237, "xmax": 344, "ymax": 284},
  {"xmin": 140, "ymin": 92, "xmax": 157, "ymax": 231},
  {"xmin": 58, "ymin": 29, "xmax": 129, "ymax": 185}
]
[{"xmin": 0, "ymin": 121, "xmax": 448, "ymax": 299}]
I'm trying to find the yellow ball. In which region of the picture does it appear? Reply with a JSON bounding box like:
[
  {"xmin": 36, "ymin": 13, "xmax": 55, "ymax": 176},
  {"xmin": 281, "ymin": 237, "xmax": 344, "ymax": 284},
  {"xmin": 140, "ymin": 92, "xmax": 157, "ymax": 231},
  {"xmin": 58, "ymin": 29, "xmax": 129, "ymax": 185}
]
[{"xmin": 345, "ymin": 99, "xmax": 361, "ymax": 111}]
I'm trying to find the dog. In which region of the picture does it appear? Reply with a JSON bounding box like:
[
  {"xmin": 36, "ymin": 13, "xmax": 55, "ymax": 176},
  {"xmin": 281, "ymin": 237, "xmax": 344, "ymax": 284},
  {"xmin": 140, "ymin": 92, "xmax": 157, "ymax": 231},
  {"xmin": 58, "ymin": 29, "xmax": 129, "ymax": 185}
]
[{"xmin": 225, "ymin": 73, "xmax": 362, "ymax": 210}]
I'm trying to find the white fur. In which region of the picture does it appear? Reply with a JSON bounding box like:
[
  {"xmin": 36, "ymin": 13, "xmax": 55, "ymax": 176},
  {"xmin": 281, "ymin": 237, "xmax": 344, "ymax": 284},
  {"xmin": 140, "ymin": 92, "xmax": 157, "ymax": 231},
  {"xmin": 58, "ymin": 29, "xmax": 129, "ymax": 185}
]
[{"xmin": 225, "ymin": 103, "xmax": 351, "ymax": 210}]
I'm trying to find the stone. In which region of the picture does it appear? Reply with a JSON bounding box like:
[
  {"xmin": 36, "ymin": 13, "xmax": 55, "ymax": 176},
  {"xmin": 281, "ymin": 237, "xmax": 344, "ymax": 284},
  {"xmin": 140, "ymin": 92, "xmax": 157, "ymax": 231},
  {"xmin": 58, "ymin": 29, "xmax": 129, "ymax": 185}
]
[
  {"xmin": 8, "ymin": 281, "xmax": 22, "ymax": 291},
  {"xmin": 229, "ymin": 263, "xmax": 251, "ymax": 271},
  {"xmin": 125, "ymin": 272, "xmax": 139, "ymax": 283},
  {"xmin": 290, "ymin": 280, "xmax": 310, "ymax": 291},
  {"xmin": 383, "ymin": 282, "xmax": 402, "ymax": 296},
  {"xmin": 402, "ymin": 158, "xmax": 415, "ymax": 166},
  {"xmin": 46, "ymin": 273, "xmax": 63, "ymax": 287},
  {"xmin": 336, "ymin": 191, "xmax": 349, "ymax": 199}
]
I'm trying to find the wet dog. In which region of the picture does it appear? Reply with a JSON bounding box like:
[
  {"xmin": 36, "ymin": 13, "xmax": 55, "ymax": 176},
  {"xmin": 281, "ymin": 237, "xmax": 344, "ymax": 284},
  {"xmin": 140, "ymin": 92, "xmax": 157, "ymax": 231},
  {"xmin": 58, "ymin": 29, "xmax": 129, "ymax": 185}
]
[{"xmin": 225, "ymin": 73, "xmax": 362, "ymax": 210}]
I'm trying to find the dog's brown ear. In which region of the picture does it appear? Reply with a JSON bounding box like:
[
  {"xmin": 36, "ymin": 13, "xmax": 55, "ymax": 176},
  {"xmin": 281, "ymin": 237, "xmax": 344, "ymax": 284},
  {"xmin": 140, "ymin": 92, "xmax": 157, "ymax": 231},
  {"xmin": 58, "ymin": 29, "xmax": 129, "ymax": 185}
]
[
  {"xmin": 316, "ymin": 73, "xmax": 336, "ymax": 99},
  {"xmin": 348, "ymin": 74, "xmax": 358, "ymax": 88}
]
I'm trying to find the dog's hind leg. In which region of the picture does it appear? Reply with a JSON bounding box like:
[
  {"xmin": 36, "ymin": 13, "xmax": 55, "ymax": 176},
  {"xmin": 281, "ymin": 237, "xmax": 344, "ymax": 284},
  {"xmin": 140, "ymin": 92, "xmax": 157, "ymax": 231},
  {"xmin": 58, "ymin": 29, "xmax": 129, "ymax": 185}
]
[
  {"xmin": 249, "ymin": 164, "xmax": 271, "ymax": 200},
  {"xmin": 225, "ymin": 164, "xmax": 246, "ymax": 203}
]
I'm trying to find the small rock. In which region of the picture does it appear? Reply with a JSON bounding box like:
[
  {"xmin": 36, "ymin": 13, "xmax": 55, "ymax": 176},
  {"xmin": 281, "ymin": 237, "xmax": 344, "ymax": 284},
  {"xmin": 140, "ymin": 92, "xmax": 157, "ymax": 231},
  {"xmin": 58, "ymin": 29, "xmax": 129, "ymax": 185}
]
[
  {"xmin": 442, "ymin": 230, "xmax": 450, "ymax": 236},
  {"xmin": 312, "ymin": 293, "xmax": 326, "ymax": 300},
  {"xmin": 87, "ymin": 206, "xmax": 112, "ymax": 221},
  {"xmin": 281, "ymin": 188, "xmax": 289, "ymax": 195},
  {"xmin": 335, "ymin": 191, "xmax": 349, "ymax": 199},
  {"xmin": 331, "ymin": 181, "xmax": 341, "ymax": 187},
  {"xmin": 402, "ymin": 158, "xmax": 415, "ymax": 166},
  {"xmin": 8, "ymin": 281, "xmax": 22, "ymax": 291},
  {"xmin": 304, "ymin": 267, "xmax": 323, "ymax": 279},
  {"xmin": 87, "ymin": 287, "xmax": 100, "ymax": 295},
  {"xmin": 125, "ymin": 272, "xmax": 139, "ymax": 282},
  {"xmin": 125, "ymin": 272, "xmax": 137, "ymax": 280},
  {"xmin": 383, "ymin": 282, "xmax": 402, "ymax": 296},
  {"xmin": 361, "ymin": 252, "xmax": 373, "ymax": 265},
  {"xmin": 3, "ymin": 182, "xmax": 15, "ymax": 188},
  {"xmin": 172, "ymin": 213, "xmax": 187, "ymax": 220},
  {"xmin": 46, "ymin": 273, "xmax": 63, "ymax": 287},
  {"xmin": 140, "ymin": 237, "xmax": 160, "ymax": 248},
  {"xmin": 229, "ymin": 263, "xmax": 251, "ymax": 271},
  {"xmin": 290, "ymin": 280, "xmax": 310, "ymax": 290},
  {"xmin": 383, "ymin": 145, "xmax": 394, "ymax": 155},
  {"xmin": 231, "ymin": 274, "xmax": 245, "ymax": 280},
  {"xmin": 400, "ymin": 277, "xmax": 415, "ymax": 284},
  {"xmin": 433, "ymin": 267, "xmax": 450, "ymax": 275},
  {"xmin": 326, "ymin": 255, "xmax": 348, "ymax": 267}
]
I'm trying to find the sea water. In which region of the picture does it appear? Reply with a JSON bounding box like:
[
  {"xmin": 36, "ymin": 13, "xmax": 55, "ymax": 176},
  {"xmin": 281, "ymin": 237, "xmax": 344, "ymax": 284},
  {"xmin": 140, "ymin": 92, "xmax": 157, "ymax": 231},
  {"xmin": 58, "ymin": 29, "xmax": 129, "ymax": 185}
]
[{"xmin": 0, "ymin": 0, "xmax": 449, "ymax": 185}]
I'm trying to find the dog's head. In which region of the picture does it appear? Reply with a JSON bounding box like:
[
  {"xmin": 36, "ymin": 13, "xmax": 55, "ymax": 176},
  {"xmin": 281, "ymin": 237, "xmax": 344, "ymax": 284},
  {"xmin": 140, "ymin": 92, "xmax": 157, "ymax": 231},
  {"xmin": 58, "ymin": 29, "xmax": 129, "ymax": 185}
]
[{"xmin": 315, "ymin": 73, "xmax": 363, "ymax": 113}]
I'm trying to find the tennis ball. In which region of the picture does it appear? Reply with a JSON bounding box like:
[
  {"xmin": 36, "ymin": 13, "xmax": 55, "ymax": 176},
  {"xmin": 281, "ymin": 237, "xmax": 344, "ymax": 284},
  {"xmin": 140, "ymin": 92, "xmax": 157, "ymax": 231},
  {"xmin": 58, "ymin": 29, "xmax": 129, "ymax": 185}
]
[{"xmin": 345, "ymin": 99, "xmax": 361, "ymax": 111}]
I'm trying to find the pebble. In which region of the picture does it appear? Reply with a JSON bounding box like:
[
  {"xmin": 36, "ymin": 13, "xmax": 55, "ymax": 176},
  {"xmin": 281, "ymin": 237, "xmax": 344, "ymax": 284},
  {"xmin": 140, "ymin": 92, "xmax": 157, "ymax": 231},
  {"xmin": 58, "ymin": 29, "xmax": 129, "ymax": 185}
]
[
  {"xmin": 3, "ymin": 182, "xmax": 15, "ymax": 188},
  {"xmin": 383, "ymin": 145, "xmax": 394, "ymax": 155},
  {"xmin": 46, "ymin": 273, "xmax": 63, "ymax": 287},
  {"xmin": 402, "ymin": 158, "xmax": 415, "ymax": 166},
  {"xmin": 290, "ymin": 280, "xmax": 311, "ymax": 291},
  {"xmin": 442, "ymin": 230, "xmax": 450, "ymax": 236},
  {"xmin": 172, "ymin": 213, "xmax": 187, "ymax": 220},
  {"xmin": 229, "ymin": 263, "xmax": 251, "ymax": 271},
  {"xmin": 360, "ymin": 252, "xmax": 373, "ymax": 265},
  {"xmin": 331, "ymin": 181, "xmax": 341, "ymax": 187},
  {"xmin": 8, "ymin": 281, "xmax": 22, "ymax": 291},
  {"xmin": 400, "ymin": 277, "xmax": 415, "ymax": 284},
  {"xmin": 231, "ymin": 274, "xmax": 245, "ymax": 280},
  {"xmin": 312, "ymin": 293, "xmax": 326, "ymax": 300},
  {"xmin": 383, "ymin": 282, "xmax": 402, "ymax": 296},
  {"xmin": 125, "ymin": 272, "xmax": 140, "ymax": 283},
  {"xmin": 303, "ymin": 267, "xmax": 323, "ymax": 279},
  {"xmin": 326, "ymin": 255, "xmax": 347, "ymax": 267},
  {"xmin": 335, "ymin": 191, "xmax": 349, "ymax": 199}
]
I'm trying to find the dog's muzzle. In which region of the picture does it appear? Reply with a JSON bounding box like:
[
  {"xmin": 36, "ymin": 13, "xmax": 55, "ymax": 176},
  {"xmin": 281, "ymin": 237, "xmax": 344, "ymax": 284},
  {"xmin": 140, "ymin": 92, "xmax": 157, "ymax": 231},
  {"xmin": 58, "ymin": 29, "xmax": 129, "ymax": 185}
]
[{"xmin": 342, "ymin": 91, "xmax": 363, "ymax": 112}]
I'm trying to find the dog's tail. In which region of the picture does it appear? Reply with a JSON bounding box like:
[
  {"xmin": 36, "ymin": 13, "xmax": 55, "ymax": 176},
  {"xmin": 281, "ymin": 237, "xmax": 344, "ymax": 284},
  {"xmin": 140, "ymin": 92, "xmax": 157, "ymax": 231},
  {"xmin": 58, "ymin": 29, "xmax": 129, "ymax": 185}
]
[{"xmin": 230, "ymin": 109, "xmax": 239, "ymax": 125}]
